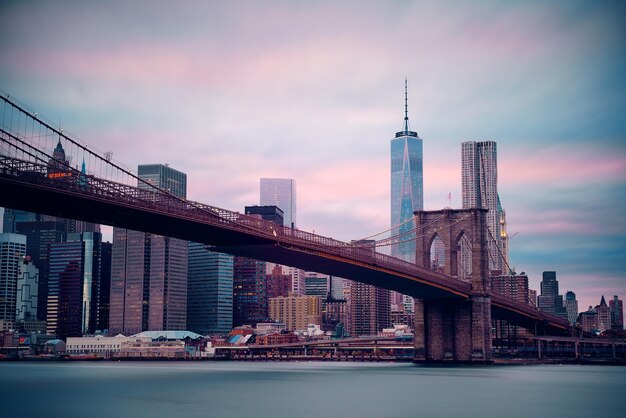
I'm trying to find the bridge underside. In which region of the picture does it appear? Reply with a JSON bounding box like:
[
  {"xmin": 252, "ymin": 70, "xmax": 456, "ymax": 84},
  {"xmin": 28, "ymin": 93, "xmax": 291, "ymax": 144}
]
[{"xmin": 1, "ymin": 177, "xmax": 469, "ymax": 300}]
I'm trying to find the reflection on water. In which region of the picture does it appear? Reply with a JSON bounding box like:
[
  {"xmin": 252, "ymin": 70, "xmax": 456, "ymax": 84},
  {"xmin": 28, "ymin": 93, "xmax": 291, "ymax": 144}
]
[{"xmin": 0, "ymin": 362, "xmax": 623, "ymax": 418}]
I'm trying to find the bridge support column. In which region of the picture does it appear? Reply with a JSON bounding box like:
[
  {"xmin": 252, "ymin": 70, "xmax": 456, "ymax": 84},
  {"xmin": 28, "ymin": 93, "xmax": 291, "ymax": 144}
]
[
  {"xmin": 469, "ymin": 294, "xmax": 492, "ymax": 362},
  {"xmin": 426, "ymin": 303, "xmax": 444, "ymax": 361},
  {"xmin": 413, "ymin": 297, "xmax": 492, "ymax": 363},
  {"xmin": 413, "ymin": 299, "xmax": 426, "ymax": 361}
]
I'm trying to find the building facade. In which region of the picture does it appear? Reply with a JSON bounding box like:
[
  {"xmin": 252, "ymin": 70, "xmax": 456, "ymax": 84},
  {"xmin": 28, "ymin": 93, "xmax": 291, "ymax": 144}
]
[
  {"xmin": 46, "ymin": 232, "xmax": 103, "ymax": 338},
  {"xmin": 596, "ymin": 296, "xmax": 611, "ymax": 332},
  {"xmin": 265, "ymin": 264, "xmax": 292, "ymax": 299},
  {"xmin": 491, "ymin": 273, "xmax": 529, "ymax": 304},
  {"xmin": 259, "ymin": 178, "xmax": 296, "ymax": 228},
  {"xmin": 0, "ymin": 233, "xmax": 26, "ymax": 331},
  {"xmin": 187, "ymin": 243, "xmax": 233, "ymax": 335},
  {"xmin": 15, "ymin": 219, "xmax": 66, "ymax": 321},
  {"xmin": 268, "ymin": 295, "xmax": 321, "ymax": 331},
  {"xmin": 109, "ymin": 164, "xmax": 188, "ymax": 335},
  {"xmin": 16, "ymin": 256, "xmax": 39, "ymax": 322},
  {"xmin": 564, "ymin": 291, "xmax": 579, "ymax": 325},
  {"xmin": 244, "ymin": 205, "xmax": 284, "ymax": 226},
  {"xmin": 461, "ymin": 140, "xmax": 503, "ymax": 273},
  {"xmin": 609, "ymin": 295, "xmax": 623, "ymax": 330},
  {"xmin": 390, "ymin": 81, "xmax": 423, "ymax": 262},
  {"xmin": 347, "ymin": 280, "xmax": 390, "ymax": 336},
  {"xmin": 537, "ymin": 271, "xmax": 568, "ymax": 320},
  {"xmin": 233, "ymin": 256, "xmax": 267, "ymax": 326}
]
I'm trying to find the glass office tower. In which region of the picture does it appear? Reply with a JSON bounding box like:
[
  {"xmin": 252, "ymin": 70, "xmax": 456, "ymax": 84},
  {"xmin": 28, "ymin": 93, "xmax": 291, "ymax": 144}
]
[{"xmin": 390, "ymin": 81, "xmax": 423, "ymax": 262}]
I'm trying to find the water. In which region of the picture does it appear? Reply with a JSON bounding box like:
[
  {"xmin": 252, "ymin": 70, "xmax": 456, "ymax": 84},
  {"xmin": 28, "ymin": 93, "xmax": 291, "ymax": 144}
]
[{"xmin": 0, "ymin": 361, "xmax": 623, "ymax": 418}]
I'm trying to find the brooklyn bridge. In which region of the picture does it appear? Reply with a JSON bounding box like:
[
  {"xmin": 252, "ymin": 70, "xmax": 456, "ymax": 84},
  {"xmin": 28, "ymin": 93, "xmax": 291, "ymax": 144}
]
[{"xmin": 0, "ymin": 94, "xmax": 570, "ymax": 363}]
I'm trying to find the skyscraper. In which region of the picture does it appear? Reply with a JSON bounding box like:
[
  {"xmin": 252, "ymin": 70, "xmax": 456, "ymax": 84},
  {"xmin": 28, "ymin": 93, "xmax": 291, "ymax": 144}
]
[
  {"xmin": 609, "ymin": 295, "xmax": 623, "ymax": 330},
  {"xmin": 390, "ymin": 79, "xmax": 423, "ymax": 262},
  {"xmin": 233, "ymin": 256, "xmax": 267, "ymax": 326},
  {"xmin": 14, "ymin": 219, "xmax": 66, "ymax": 320},
  {"xmin": 0, "ymin": 233, "xmax": 26, "ymax": 331},
  {"xmin": 537, "ymin": 271, "xmax": 568, "ymax": 320},
  {"xmin": 16, "ymin": 256, "xmax": 39, "ymax": 323},
  {"xmin": 461, "ymin": 140, "xmax": 503, "ymax": 273},
  {"xmin": 109, "ymin": 164, "xmax": 188, "ymax": 335},
  {"xmin": 187, "ymin": 243, "xmax": 233, "ymax": 335},
  {"xmin": 97, "ymin": 241, "xmax": 112, "ymax": 332},
  {"xmin": 347, "ymin": 240, "xmax": 391, "ymax": 336},
  {"xmin": 596, "ymin": 296, "xmax": 611, "ymax": 332},
  {"xmin": 46, "ymin": 232, "xmax": 103, "ymax": 338},
  {"xmin": 260, "ymin": 178, "xmax": 296, "ymax": 228},
  {"xmin": 347, "ymin": 280, "xmax": 390, "ymax": 336},
  {"xmin": 564, "ymin": 291, "xmax": 579, "ymax": 325}
]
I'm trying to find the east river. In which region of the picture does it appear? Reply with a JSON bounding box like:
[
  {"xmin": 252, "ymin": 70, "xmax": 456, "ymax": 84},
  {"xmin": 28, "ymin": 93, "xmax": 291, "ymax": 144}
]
[{"xmin": 0, "ymin": 361, "xmax": 623, "ymax": 418}]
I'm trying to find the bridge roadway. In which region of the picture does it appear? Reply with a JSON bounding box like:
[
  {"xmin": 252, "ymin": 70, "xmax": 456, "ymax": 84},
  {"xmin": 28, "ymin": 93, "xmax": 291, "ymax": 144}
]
[{"xmin": 0, "ymin": 155, "xmax": 569, "ymax": 332}]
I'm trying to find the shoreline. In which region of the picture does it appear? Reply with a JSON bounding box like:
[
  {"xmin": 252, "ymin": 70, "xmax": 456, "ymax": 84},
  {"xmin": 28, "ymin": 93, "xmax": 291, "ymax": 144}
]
[{"xmin": 2, "ymin": 355, "xmax": 625, "ymax": 366}]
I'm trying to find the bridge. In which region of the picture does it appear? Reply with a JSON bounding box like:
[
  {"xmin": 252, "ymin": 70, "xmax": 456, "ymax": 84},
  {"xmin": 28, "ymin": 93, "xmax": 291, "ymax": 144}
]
[{"xmin": 0, "ymin": 93, "xmax": 569, "ymax": 362}]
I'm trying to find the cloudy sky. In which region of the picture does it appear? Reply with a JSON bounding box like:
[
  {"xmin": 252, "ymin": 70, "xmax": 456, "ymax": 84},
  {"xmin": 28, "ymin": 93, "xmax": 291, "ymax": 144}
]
[{"xmin": 1, "ymin": 0, "xmax": 624, "ymax": 310}]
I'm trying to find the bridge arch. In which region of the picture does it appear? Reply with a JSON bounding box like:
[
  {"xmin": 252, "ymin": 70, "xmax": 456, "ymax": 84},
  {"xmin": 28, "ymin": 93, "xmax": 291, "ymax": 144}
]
[{"xmin": 415, "ymin": 208, "xmax": 489, "ymax": 292}]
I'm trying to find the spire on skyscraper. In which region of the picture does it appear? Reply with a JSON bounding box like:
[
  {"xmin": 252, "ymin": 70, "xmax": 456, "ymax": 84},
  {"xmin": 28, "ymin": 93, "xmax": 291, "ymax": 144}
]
[
  {"xmin": 396, "ymin": 79, "xmax": 418, "ymax": 138},
  {"xmin": 404, "ymin": 77, "xmax": 409, "ymax": 133}
]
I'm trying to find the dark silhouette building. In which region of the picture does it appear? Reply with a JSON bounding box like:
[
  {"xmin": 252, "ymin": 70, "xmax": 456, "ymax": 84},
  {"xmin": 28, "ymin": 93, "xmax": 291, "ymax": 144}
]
[{"xmin": 537, "ymin": 271, "xmax": 568, "ymax": 320}]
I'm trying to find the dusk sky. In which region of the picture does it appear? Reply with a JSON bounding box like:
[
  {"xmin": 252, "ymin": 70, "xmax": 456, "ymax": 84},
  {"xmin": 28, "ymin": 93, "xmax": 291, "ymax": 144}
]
[{"xmin": 1, "ymin": 1, "xmax": 624, "ymax": 310}]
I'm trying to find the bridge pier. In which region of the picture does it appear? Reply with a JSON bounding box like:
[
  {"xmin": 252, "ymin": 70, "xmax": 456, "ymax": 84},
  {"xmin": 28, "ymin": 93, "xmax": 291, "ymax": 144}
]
[
  {"xmin": 413, "ymin": 296, "xmax": 492, "ymax": 363},
  {"xmin": 413, "ymin": 208, "xmax": 492, "ymax": 364}
]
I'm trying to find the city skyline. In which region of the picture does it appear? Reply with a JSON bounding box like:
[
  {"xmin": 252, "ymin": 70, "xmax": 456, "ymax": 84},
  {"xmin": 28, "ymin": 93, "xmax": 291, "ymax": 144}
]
[{"xmin": 0, "ymin": 1, "xmax": 624, "ymax": 311}]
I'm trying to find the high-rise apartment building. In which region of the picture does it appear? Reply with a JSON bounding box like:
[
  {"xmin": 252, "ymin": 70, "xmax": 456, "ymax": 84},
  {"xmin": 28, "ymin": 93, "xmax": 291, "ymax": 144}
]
[
  {"xmin": 109, "ymin": 164, "xmax": 188, "ymax": 335},
  {"xmin": 491, "ymin": 273, "xmax": 529, "ymax": 304},
  {"xmin": 537, "ymin": 271, "xmax": 568, "ymax": 320},
  {"xmin": 268, "ymin": 295, "xmax": 321, "ymax": 331},
  {"xmin": 265, "ymin": 264, "xmax": 291, "ymax": 299},
  {"xmin": 347, "ymin": 280, "xmax": 390, "ymax": 336},
  {"xmin": 0, "ymin": 233, "xmax": 26, "ymax": 331},
  {"xmin": 390, "ymin": 80, "xmax": 423, "ymax": 262},
  {"xmin": 609, "ymin": 295, "xmax": 623, "ymax": 330},
  {"xmin": 564, "ymin": 291, "xmax": 579, "ymax": 325},
  {"xmin": 461, "ymin": 140, "xmax": 503, "ymax": 273},
  {"xmin": 260, "ymin": 178, "xmax": 296, "ymax": 228},
  {"xmin": 187, "ymin": 243, "xmax": 233, "ymax": 335}
]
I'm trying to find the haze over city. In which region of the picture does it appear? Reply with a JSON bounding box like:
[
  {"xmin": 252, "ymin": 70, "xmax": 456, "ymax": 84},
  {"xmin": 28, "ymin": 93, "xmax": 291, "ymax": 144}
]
[{"xmin": 0, "ymin": 0, "xmax": 624, "ymax": 310}]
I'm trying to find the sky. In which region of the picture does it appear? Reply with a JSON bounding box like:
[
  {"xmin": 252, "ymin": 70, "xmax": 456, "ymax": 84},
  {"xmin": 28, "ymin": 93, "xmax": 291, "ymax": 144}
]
[{"xmin": 0, "ymin": 0, "xmax": 624, "ymax": 311}]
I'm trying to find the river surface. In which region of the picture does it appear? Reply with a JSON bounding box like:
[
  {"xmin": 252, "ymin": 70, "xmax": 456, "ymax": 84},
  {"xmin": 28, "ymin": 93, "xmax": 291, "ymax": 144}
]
[{"xmin": 0, "ymin": 361, "xmax": 623, "ymax": 418}]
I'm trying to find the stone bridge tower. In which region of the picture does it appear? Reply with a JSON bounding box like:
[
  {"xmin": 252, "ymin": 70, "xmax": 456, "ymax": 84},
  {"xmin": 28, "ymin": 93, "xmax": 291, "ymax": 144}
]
[{"xmin": 412, "ymin": 208, "xmax": 492, "ymax": 363}]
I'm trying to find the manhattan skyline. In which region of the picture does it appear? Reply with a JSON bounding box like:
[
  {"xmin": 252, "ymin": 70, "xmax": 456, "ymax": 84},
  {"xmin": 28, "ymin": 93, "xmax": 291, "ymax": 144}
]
[{"xmin": 0, "ymin": 1, "xmax": 624, "ymax": 311}]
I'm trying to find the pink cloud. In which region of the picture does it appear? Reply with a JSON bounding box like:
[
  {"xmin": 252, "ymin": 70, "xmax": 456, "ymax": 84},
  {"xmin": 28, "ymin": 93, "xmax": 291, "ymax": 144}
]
[{"xmin": 501, "ymin": 146, "xmax": 626, "ymax": 186}]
